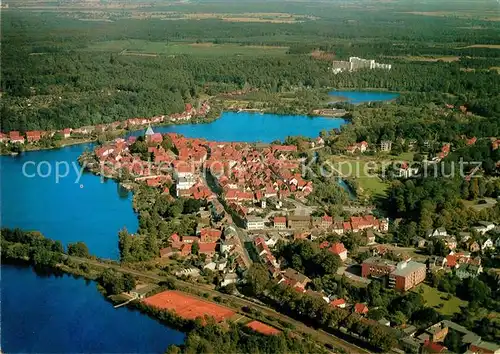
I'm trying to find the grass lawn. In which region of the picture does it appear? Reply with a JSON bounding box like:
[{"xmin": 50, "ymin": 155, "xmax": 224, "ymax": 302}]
[
  {"xmin": 336, "ymin": 158, "xmax": 390, "ymax": 197},
  {"xmin": 85, "ymin": 40, "xmax": 289, "ymax": 56},
  {"xmin": 413, "ymin": 284, "xmax": 467, "ymax": 316},
  {"xmin": 390, "ymin": 152, "xmax": 415, "ymax": 161}
]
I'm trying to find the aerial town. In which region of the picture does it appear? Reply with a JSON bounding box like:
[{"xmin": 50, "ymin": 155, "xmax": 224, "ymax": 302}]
[
  {"xmin": 79, "ymin": 120, "xmax": 500, "ymax": 353},
  {"xmin": 3, "ymin": 0, "xmax": 500, "ymax": 353}
]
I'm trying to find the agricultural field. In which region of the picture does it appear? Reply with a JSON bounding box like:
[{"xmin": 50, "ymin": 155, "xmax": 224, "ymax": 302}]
[
  {"xmin": 84, "ymin": 40, "xmax": 289, "ymax": 56},
  {"xmin": 404, "ymin": 11, "xmax": 500, "ymax": 22},
  {"xmin": 459, "ymin": 44, "xmax": 500, "ymax": 49},
  {"xmin": 413, "ymin": 284, "xmax": 468, "ymax": 316},
  {"xmin": 389, "ymin": 56, "xmax": 461, "ymax": 63}
]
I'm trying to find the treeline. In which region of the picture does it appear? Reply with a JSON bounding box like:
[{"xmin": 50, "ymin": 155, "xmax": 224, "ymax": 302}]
[
  {"xmin": 1, "ymin": 228, "xmax": 91, "ymax": 267},
  {"xmin": 1, "ymin": 50, "xmax": 333, "ymax": 131},
  {"xmin": 385, "ymin": 177, "xmax": 500, "ymax": 235},
  {"xmin": 326, "ymin": 104, "xmax": 500, "ymax": 154},
  {"xmin": 3, "ymin": 10, "xmax": 500, "ymax": 132},
  {"xmin": 4, "ymin": 10, "xmax": 499, "ymax": 49}
]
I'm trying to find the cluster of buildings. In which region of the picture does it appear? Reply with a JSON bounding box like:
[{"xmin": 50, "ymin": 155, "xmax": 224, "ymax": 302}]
[
  {"xmin": 401, "ymin": 320, "xmax": 500, "ymax": 354},
  {"xmin": 331, "ymin": 57, "xmax": 392, "ymax": 74},
  {"xmin": 346, "ymin": 141, "xmax": 369, "ymax": 154},
  {"xmin": 273, "ymin": 214, "xmax": 388, "ymax": 234},
  {"xmin": 96, "ymin": 130, "xmax": 315, "ymax": 209},
  {"xmin": 0, "ymin": 101, "xmax": 210, "ymax": 145},
  {"xmin": 0, "ymin": 128, "xmax": 71, "ymax": 144},
  {"xmin": 160, "ymin": 228, "xmax": 221, "ymax": 258},
  {"xmin": 160, "ymin": 223, "xmax": 251, "ymax": 286},
  {"xmin": 422, "ymin": 223, "xmax": 500, "ymax": 280}
]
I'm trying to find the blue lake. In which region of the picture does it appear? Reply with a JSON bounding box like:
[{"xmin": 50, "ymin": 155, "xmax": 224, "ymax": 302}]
[
  {"xmin": 329, "ymin": 90, "xmax": 399, "ymax": 104},
  {"xmin": 1, "ymin": 111, "xmax": 346, "ymax": 353},
  {"xmin": 0, "ymin": 143, "xmax": 138, "ymax": 260},
  {"xmin": 1, "ymin": 264, "xmax": 185, "ymax": 354},
  {"xmin": 129, "ymin": 111, "xmax": 346, "ymax": 142}
]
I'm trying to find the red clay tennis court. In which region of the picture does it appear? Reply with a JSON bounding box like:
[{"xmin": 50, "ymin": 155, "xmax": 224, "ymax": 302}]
[
  {"xmin": 143, "ymin": 290, "xmax": 235, "ymax": 323},
  {"xmin": 245, "ymin": 320, "xmax": 281, "ymax": 335}
]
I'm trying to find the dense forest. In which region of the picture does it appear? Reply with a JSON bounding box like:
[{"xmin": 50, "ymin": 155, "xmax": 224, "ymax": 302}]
[{"xmin": 2, "ymin": 6, "xmax": 499, "ymax": 131}]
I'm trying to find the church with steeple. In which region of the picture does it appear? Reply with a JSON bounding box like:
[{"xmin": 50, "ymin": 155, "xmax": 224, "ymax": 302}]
[{"xmin": 145, "ymin": 123, "xmax": 155, "ymax": 137}]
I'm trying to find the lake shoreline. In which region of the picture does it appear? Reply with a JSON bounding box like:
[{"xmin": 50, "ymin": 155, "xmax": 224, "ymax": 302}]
[
  {"xmin": 0, "ymin": 107, "xmax": 344, "ymax": 155},
  {"xmin": 1, "ymin": 88, "xmax": 397, "ymax": 155}
]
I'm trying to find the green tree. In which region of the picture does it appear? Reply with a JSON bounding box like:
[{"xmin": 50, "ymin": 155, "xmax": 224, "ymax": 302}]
[
  {"xmin": 123, "ymin": 273, "xmax": 136, "ymax": 292},
  {"xmin": 245, "ymin": 264, "xmax": 271, "ymax": 296},
  {"xmin": 67, "ymin": 241, "xmax": 90, "ymax": 258},
  {"xmin": 191, "ymin": 241, "xmax": 200, "ymax": 255}
]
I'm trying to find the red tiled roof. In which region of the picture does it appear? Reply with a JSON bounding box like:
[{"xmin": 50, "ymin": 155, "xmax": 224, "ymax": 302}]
[
  {"xmin": 423, "ymin": 340, "xmax": 447, "ymax": 353},
  {"xmin": 330, "ymin": 298, "xmax": 346, "ymax": 307},
  {"xmin": 199, "ymin": 242, "xmax": 217, "ymax": 254},
  {"xmin": 446, "ymin": 255, "xmax": 457, "ymax": 267},
  {"xmin": 274, "ymin": 216, "xmax": 286, "ymax": 224},
  {"xmin": 329, "ymin": 242, "xmax": 347, "ymax": 255},
  {"xmin": 354, "ymin": 303, "xmax": 368, "ymax": 314},
  {"xmin": 319, "ymin": 241, "xmax": 330, "ymax": 249}
]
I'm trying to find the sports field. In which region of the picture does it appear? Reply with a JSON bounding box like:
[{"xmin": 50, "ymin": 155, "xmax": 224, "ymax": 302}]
[
  {"xmin": 143, "ymin": 290, "xmax": 236, "ymax": 322},
  {"xmin": 246, "ymin": 320, "xmax": 281, "ymax": 335}
]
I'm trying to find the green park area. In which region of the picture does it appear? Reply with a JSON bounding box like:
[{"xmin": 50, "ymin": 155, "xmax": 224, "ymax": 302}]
[
  {"xmin": 336, "ymin": 158, "xmax": 390, "ymax": 197},
  {"xmin": 414, "ymin": 284, "xmax": 468, "ymax": 316}
]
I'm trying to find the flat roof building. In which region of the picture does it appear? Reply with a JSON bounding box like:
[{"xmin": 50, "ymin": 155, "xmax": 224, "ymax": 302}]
[
  {"xmin": 362, "ymin": 257, "xmax": 426, "ymax": 291},
  {"xmin": 389, "ymin": 261, "xmax": 426, "ymax": 292}
]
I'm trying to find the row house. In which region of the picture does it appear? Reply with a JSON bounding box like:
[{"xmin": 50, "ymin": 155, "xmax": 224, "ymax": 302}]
[
  {"xmin": 26, "ymin": 131, "xmax": 42, "ymax": 143},
  {"xmin": 2, "ymin": 100, "xmax": 210, "ymax": 147},
  {"xmin": 254, "ymin": 237, "xmax": 279, "ymax": 273},
  {"xmin": 9, "ymin": 131, "xmax": 25, "ymax": 144}
]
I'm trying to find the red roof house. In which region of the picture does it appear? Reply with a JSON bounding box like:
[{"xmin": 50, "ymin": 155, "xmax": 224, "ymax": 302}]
[
  {"xmin": 198, "ymin": 242, "xmax": 217, "ymax": 257},
  {"xmin": 26, "ymin": 131, "xmax": 42, "ymax": 142},
  {"xmin": 423, "ymin": 340, "xmax": 447, "ymax": 353},
  {"xmin": 200, "ymin": 228, "xmax": 222, "ymax": 243},
  {"xmin": 354, "ymin": 303, "xmax": 369, "ymax": 315},
  {"xmin": 273, "ymin": 216, "xmax": 287, "ymax": 229},
  {"xmin": 330, "ymin": 298, "xmax": 347, "ymax": 308},
  {"xmin": 328, "ymin": 242, "xmax": 348, "ymax": 261}
]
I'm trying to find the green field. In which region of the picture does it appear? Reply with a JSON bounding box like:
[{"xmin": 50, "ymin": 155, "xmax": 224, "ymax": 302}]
[
  {"xmin": 414, "ymin": 284, "xmax": 468, "ymax": 316},
  {"xmin": 336, "ymin": 158, "xmax": 390, "ymax": 197},
  {"xmin": 84, "ymin": 40, "xmax": 289, "ymax": 56}
]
